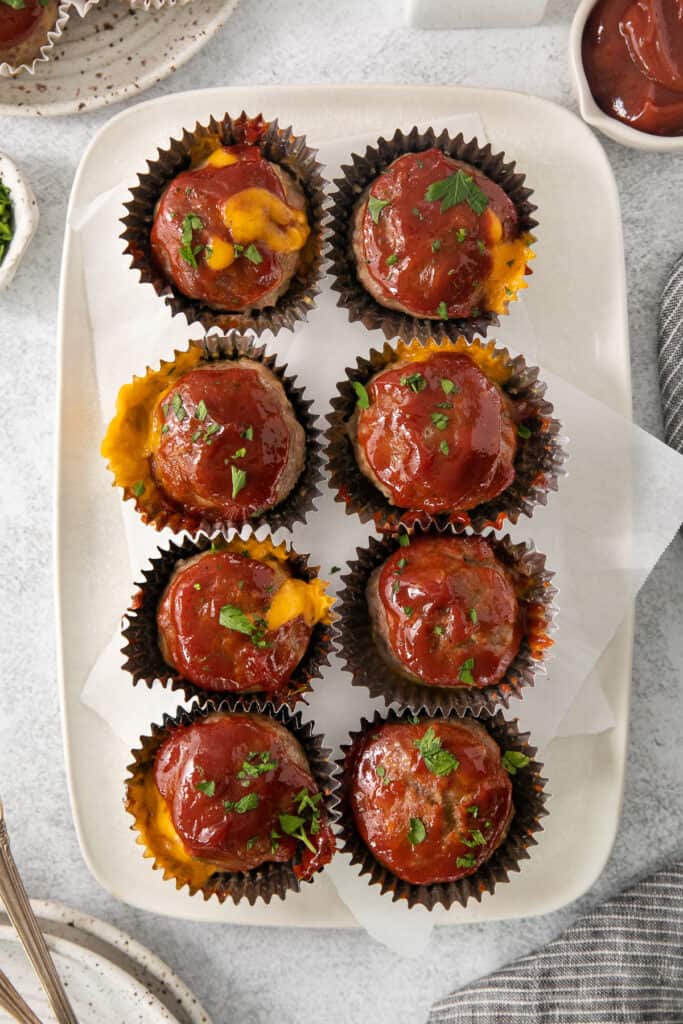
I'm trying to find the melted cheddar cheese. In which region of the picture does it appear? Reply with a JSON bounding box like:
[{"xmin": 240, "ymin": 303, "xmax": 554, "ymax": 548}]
[
  {"xmin": 222, "ymin": 188, "xmax": 310, "ymax": 254},
  {"xmin": 395, "ymin": 335, "xmax": 513, "ymax": 386}
]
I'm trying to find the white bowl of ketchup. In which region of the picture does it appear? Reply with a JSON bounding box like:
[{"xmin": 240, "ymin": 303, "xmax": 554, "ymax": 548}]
[{"xmin": 569, "ymin": 0, "xmax": 683, "ymax": 152}]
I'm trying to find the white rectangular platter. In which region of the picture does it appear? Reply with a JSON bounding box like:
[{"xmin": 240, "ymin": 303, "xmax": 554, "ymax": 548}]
[{"xmin": 56, "ymin": 85, "xmax": 632, "ymax": 927}]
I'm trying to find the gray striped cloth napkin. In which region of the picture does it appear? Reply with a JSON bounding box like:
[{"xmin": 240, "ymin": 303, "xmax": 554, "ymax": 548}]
[
  {"xmin": 658, "ymin": 254, "xmax": 683, "ymax": 455},
  {"xmin": 429, "ymin": 860, "xmax": 683, "ymax": 1023}
]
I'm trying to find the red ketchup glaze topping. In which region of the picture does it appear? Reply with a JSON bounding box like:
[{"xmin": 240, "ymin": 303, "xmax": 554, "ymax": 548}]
[
  {"xmin": 152, "ymin": 364, "xmax": 299, "ymax": 520},
  {"xmin": 150, "ymin": 145, "xmax": 288, "ymax": 308},
  {"xmin": 348, "ymin": 719, "xmax": 513, "ymax": 885},
  {"xmin": 154, "ymin": 713, "xmax": 335, "ymax": 879},
  {"xmin": 359, "ymin": 149, "xmax": 518, "ymax": 318},
  {"xmin": 373, "ymin": 536, "xmax": 523, "ymax": 689},
  {"xmin": 355, "ymin": 351, "xmax": 517, "ymax": 513},
  {"xmin": 0, "ymin": 0, "xmax": 45, "ymax": 46},
  {"xmin": 157, "ymin": 550, "xmax": 312, "ymax": 694},
  {"xmin": 582, "ymin": 0, "xmax": 683, "ymax": 136}
]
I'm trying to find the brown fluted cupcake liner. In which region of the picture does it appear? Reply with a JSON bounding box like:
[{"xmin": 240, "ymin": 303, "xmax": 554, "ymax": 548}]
[
  {"xmin": 326, "ymin": 335, "xmax": 567, "ymax": 534},
  {"xmin": 125, "ymin": 697, "xmax": 339, "ymax": 904},
  {"xmin": 337, "ymin": 707, "xmax": 548, "ymax": 910},
  {"xmin": 335, "ymin": 522, "xmax": 556, "ymax": 716},
  {"xmin": 120, "ymin": 112, "xmax": 326, "ymax": 336},
  {"xmin": 327, "ymin": 127, "xmax": 537, "ymax": 343},
  {"xmin": 0, "ymin": 2, "xmax": 70, "ymax": 78},
  {"xmin": 122, "ymin": 531, "xmax": 334, "ymax": 706},
  {"xmin": 101, "ymin": 332, "xmax": 323, "ymax": 535}
]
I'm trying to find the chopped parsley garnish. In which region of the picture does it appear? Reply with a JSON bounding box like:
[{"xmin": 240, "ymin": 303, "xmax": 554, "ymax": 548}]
[
  {"xmin": 179, "ymin": 212, "xmax": 204, "ymax": 267},
  {"xmin": 468, "ymin": 805, "xmax": 479, "ymax": 818},
  {"xmin": 502, "ymin": 750, "xmax": 531, "ymax": 775},
  {"xmin": 456, "ymin": 853, "xmax": 477, "ymax": 869},
  {"xmin": 231, "ymin": 466, "xmax": 247, "ymax": 499},
  {"xmin": 391, "ymin": 579, "xmax": 400, "ymax": 595},
  {"xmin": 461, "ymin": 829, "xmax": 486, "ymax": 848},
  {"xmin": 439, "ymin": 440, "xmax": 450, "ymax": 455},
  {"xmin": 352, "ymin": 380, "xmax": 370, "ymax": 409},
  {"xmin": 330, "ymin": 565, "xmax": 341, "ymax": 574},
  {"xmin": 398, "ymin": 533, "xmax": 410, "ymax": 547},
  {"xmin": 517, "ymin": 424, "xmax": 532, "ymax": 439},
  {"xmin": 458, "ymin": 657, "xmax": 475, "ymax": 685},
  {"xmin": 425, "ymin": 170, "xmax": 489, "ymax": 216},
  {"xmin": 456, "ymin": 227, "xmax": 468, "ymax": 243},
  {"xmin": 246, "ymin": 836, "xmax": 258, "ymax": 850},
  {"xmin": 408, "ymin": 715, "xmax": 421, "ymax": 725},
  {"xmin": 412, "ymin": 206, "xmax": 423, "ymax": 220},
  {"xmin": 375, "ymin": 764, "xmax": 390, "ymax": 784},
  {"xmin": 407, "ymin": 817, "xmax": 426, "ymax": 846},
  {"xmin": 0, "ymin": 178, "xmax": 13, "ymax": 267},
  {"xmin": 403, "ymin": 606, "xmax": 414, "ymax": 617},
  {"xmin": 238, "ymin": 751, "xmax": 278, "ymax": 780},
  {"xmin": 397, "ymin": 557, "xmax": 407, "ymax": 570},
  {"xmin": 270, "ymin": 830, "xmax": 281, "ymax": 853},
  {"xmin": 244, "ymin": 243, "xmax": 262, "ymax": 264},
  {"xmin": 505, "ymin": 286, "xmax": 513, "ymax": 296},
  {"xmin": 507, "ymin": 258, "xmax": 515, "ymax": 267},
  {"xmin": 386, "ymin": 253, "xmax": 398, "ymax": 266},
  {"xmin": 195, "ymin": 400, "xmax": 208, "ymax": 421},
  {"xmin": 431, "ymin": 411, "xmax": 449, "ymax": 430},
  {"xmin": 413, "ymin": 727, "xmax": 459, "ymax": 777},
  {"xmin": 433, "ymin": 625, "xmax": 444, "ymax": 636},
  {"xmin": 218, "ymin": 604, "xmax": 269, "ymax": 648},
  {"xmin": 204, "ymin": 422, "xmax": 220, "ymax": 441},
  {"xmin": 232, "ymin": 447, "xmax": 247, "ymax": 458},
  {"xmin": 193, "ymin": 582, "xmax": 201, "ymax": 591},
  {"xmin": 469, "ymin": 607, "xmax": 478, "ymax": 624},
  {"xmin": 400, "ymin": 372, "xmax": 426, "ymax": 393},
  {"xmin": 440, "ymin": 378, "xmax": 457, "ymax": 395},
  {"xmin": 368, "ymin": 196, "xmax": 391, "ymax": 224},
  {"xmin": 191, "ymin": 430, "xmax": 201, "ymax": 442},
  {"xmin": 132, "ymin": 480, "xmax": 145, "ymax": 498},
  {"xmin": 477, "ymin": 239, "xmax": 487, "ymax": 254},
  {"xmin": 278, "ymin": 789, "xmax": 322, "ymax": 854},
  {"xmin": 431, "ymin": 239, "xmax": 442, "ymax": 252},
  {"xmin": 224, "ymin": 793, "xmax": 259, "ymax": 814},
  {"xmin": 242, "ymin": 425, "xmax": 254, "ymax": 441},
  {"xmin": 437, "ymin": 301, "xmax": 448, "ymax": 320},
  {"xmin": 171, "ymin": 393, "xmax": 186, "ymax": 422},
  {"xmin": 195, "ymin": 779, "xmax": 215, "ymax": 797}
]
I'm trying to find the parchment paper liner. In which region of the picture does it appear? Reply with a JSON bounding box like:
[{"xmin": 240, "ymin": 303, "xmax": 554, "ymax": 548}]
[
  {"xmin": 335, "ymin": 522, "xmax": 556, "ymax": 715},
  {"xmin": 0, "ymin": 2, "xmax": 70, "ymax": 78},
  {"xmin": 122, "ymin": 531, "xmax": 334, "ymax": 706},
  {"xmin": 325, "ymin": 335, "xmax": 566, "ymax": 534},
  {"xmin": 121, "ymin": 112, "xmax": 326, "ymax": 336},
  {"xmin": 327, "ymin": 127, "xmax": 537, "ymax": 342},
  {"xmin": 125, "ymin": 698, "xmax": 339, "ymax": 904},
  {"xmin": 337, "ymin": 707, "xmax": 547, "ymax": 910},
  {"xmin": 103, "ymin": 333, "xmax": 323, "ymax": 535}
]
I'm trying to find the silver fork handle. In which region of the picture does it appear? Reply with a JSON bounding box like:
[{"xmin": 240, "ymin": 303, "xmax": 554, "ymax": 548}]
[
  {"xmin": 0, "ymin": 807, "xmax": 78, "ymax": 1024},
  {"xmin": 0, "ymin": 966, "xmax": 44, "ymax": 1024}
]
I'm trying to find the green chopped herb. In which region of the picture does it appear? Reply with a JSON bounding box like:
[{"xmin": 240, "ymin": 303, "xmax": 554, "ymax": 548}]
[
  {"xmin": 232, "ymin": 447, "xmax": 247, "ymax": 458},
  {"xmin": 330, "ymin": 565, "xmax": 341, "ymax": 574},
  {"xmin": 244, "ymin": 243, "xmax": 263, "ymax": 264},
  {"xmin": 477, "ymin": 239, "xmax": 487, "ymax": 255},
  {"xmin": 238, "ymin": 752, "xmax": 278, "ymax": 779},
  {"xmin": 195, "ymin": 400, "xmax": 208, "ymax": 421},
  {"xmin": 243, "ymin": 425, "xmax": 254, "ymax": 441},
  {"xmin": 132, "ymin": 481, "xmax": 145, "ymax": 498},
  {"xmin": 413, "ymin": 727, "xmax": 460, "ymax": 777},
  {"xmin": 224, "ymin": 793, "xmax": 259, "ymax": 814},
  {"xmin": 398, "ymin": 534, "xmax": 410, "ymax": 547},
  {"xmin": 234, "ymin": 244, "xmax": 244, "ymax": 257},
  {"xmin": 412, "ymin": 206, "xmax": 423, "ymax": 220},
  {"xmin": 506, "ymin": 259, "xmax": 515, "ymax": 267},
  {"xmin": 0, "ymin": 178, "xmax": 13, "ymax": 267},
  {"xmin": 400, "ymin": 372, "xmax": 426, "ymax": 393},
  {"xmin": 195, "ymin": 779, "xmax": 215, "ymax": 797},
  {"xmin": 502, "ymin": 750, "xmax": 531, "ymax": 775},
  {"xmin": 246, "ymin": 836, "xmax": 258, "ymax": 850},
  {"xmin": 179, "ymin": 212, "xmax": 204, "ymax": 266},
  {"xmin": 456, "ymin": 227, "xmax": 468, "ymax": 243},
  {"xmin": 469, "ymin": 607, "xmax": 478, "ymax": 625},
  {"xmin": 191, "ymin": 430, "xmax": 201, "ymax": 442},
  {"xmin": 271, "ymin": 830, "xmax": 281, "ymax": 853},
  {"xmin": 278, "ymin": 813, "xmax": 316, "ymax": 854},
  {"xmin": 204, "ymin": 423, "xmax": 220, "ymax": 441},
  {"xmin": 431, "ymin": 239, "xmax": 442, "ymax": 252},
  {"xmin": 431, "ymin": 411, "xmax": 449, "ymax": 430},
  {"xmin": 433, "ymin": 625, "xmax": 444, "ymax": 637},
  {"xmin": 397, "ymin": 557, "xmax": 407, "ymax": 570},
  {"xmin": 415, "ymin": 159, "xmax": 424, "ymax": 169},
  {"xmin": 204, "ymin": 245, "xmax": 214, "ymax": 261},
  {"xmin": 505, "ymin": 286, "xmax": 513, "ymax": 296},
  {"xmin": 391, "ymin": 579, "xmax": 400, "ymax": 595},
  {"xmin": 467, "ymin": 805, "xmax": 479, "ymax": 818},
  {"xmin": 218, "ymin": 604, "xmax": 253, "ymax": 636},
  {"xmin": 1, "ymin": 1, "xmax": 28, "ymax": 9},
  {"xmin": 439, "ymin": 440, "xmax": 450, "ymax": 456},
  {"xmin": 458, "ymin": 657, "xmax": 475, "ymax": 685},
  {"xmin": 409, "ymin": 715, "xmax": 421, "ymax": 725},
  {"xmin": 441, "ymin": 378, "xmax": 457, "ymax": 395},
  {"xmin": 517, "ymin": 424, "xmax": 532, "ymax": 439},
  {"xmin": 461, "ymin": 829, "xmax": 486, "ymax": 848},
  {"xmin": 403, "ymin": 606, "xmax": 414, "ymax": 617},
  {"xmin": 456, "ymin": 853, "xmax": 477, "ymax": 869},
  {"xmin": 375, "ymin": 764, "xmax": 388, "ymax": 782},
  {"xmin": 352, "ymin": 380, "xmax": 370, "ymax": 409},
  {"xmin": 425, "ymin": 170, "xmax": 489, "ymax": 216},
  {"xmin": 231, "ymin": 466, "xmax": 247, "ymax": 499},
  {"xmin": 386, "ymin": 253, "xmax": 399, "ymax": 266},
  {"xmin": 407, "ymin": 817, "xmax": 426, "ymax": 846},
  {"xmin": 161, "ymin": 424, "xmax": 170, "ymax": 435},
  {"xmin": 437, "ymin": 301, "xmax": 448, "ymax": 320},
  {"xmin": 367, "ymin": 196, "xmax": 391, "ymax": 224},
  {"xmin": 171, "ymin": 393, "xmax": 186, "ymax": 422},
  {"xmin": 193, "ymin": 583, "xmax": 202, "ymax": 591}
]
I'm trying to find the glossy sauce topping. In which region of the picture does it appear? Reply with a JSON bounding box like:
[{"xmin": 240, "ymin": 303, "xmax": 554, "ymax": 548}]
[
  {"xmin": 157, "ymin": 549, "xmax": 314, "ymax": 694},
  {"xmin": 373, "ymin": 535, "xmax": 522, "ymax": 689},
  {"xmin": 355, "ymin": 351, "xmax": 517, "ymax": 513},
  {"xmin": 150, "ymin": 144, "xmax": 310, "ymax": 308},
  {"xmin": 583, "ymin": 0, "xmax": 683, "ymax": 136},
  {"xmin": 0, "ymin": 0, "xmax": 46, "ymax": 47},
  {"xmin": 151, "ymin": 363, "xmax": 301, "ymax": 520},
  {"xmin": 154, "ymin": 713, "xmax": 335, "ymax": 879},
  {"xmin": 359, "ymin": 149, "xmax": 523, "ymax": 318},
  {"xmin": 348, "ymin": 719, "xmax": 513, "ymax": 885}
]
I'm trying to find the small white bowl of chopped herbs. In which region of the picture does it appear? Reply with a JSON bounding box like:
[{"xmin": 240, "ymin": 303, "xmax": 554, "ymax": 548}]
[{"xmin": 0, "ymin": 152, "xmax": 39, "ymax": 291}]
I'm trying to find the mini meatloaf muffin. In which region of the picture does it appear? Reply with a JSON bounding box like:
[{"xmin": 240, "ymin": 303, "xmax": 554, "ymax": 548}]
[
  {"xmin": 367, "ymin": 535, "xmax": 522, "ymax": 689},
  {"xmin": 346, "ymin": 717, "xmax": 513, "ymax": 885},
  {"xmin": 351, "ymin": 148, "xmax": 530, "ymax": 320},
  {"xmin": 151, "ymin": 359, "xmax": 305, "ymax": 521},
  {"xmin": 0, "ymin": 0, "xmax": 58, "ymax": 68},
  {"xmin": 150, "ymin": 144, "xmax": 311, "ymax": 311},
  {"xmin": 157, "ymin": 545, "xmax": 332, "ymax": 694},
  {"xmin": 350, "ymin": 350, "xmax": 518, "ymax": 514},
  {"xmin": 146, "ymin": 712, "xmax": 335, "ymax": 880}
]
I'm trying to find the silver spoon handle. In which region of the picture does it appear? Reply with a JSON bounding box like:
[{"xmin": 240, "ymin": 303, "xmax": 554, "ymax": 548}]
[
  {"xmin": 0, "ymin": 966, "xmax": 44, "ymax": 1024},
  {"xmin": 0, "ymin": 808, "xmax": 78, "ymax": 1024}
]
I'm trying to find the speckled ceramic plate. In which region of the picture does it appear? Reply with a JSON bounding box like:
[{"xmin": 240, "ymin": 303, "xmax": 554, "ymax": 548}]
[
  {"xmin": 0, "ymin": 900, "xmax": 211, "ymax": 1024},
  {"xmin": 0, "ymin": 0, "xmax": 237, "ymax": 118}
]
